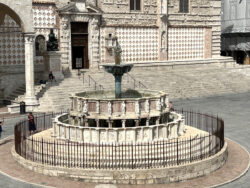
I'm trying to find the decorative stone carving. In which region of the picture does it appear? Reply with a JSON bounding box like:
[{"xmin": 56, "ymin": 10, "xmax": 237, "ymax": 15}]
[
  {"xmin": 24, "ymin": 34, "xmax": 35, "ymax": 43},
  {"xmin": 83, "ymin": 100, "xmax": 88, "ymax": 114}
]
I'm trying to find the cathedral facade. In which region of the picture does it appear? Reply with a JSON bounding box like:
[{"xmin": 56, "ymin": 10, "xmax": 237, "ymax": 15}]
[{"xmin": 0, "ymin": 0, "xmax": 222, "ymax": 106}]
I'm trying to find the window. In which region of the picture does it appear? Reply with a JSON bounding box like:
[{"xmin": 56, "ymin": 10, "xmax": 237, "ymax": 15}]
[
  {"xmin": 130, "ymin": 0, "xmax": 141, "ymax": 11},
  {"xmin": 179, "ymin": 0, "xmax": 189, "ymax": 13}
]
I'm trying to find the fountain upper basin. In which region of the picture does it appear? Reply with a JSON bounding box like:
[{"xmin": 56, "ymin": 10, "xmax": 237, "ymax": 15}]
[{"xmin": 103, "ymin": 64, "xmax": 133, "ymax": 76}]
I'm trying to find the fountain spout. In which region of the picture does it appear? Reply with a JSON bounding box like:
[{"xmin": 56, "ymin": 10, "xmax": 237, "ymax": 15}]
[{"xmin": 103, "ymin": 38, "xmax": 133, "ymax": 98}]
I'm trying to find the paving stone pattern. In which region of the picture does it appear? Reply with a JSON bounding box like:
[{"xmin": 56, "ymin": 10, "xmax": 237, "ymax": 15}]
[{"xmin": 173, "ymin": 92, "xmax": 250, "ymax": 188}]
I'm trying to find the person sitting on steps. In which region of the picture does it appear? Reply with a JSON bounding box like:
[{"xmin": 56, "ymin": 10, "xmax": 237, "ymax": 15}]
[{"xmin": 49, "ymin": 71, "xmax": 56, "ymax": 82}]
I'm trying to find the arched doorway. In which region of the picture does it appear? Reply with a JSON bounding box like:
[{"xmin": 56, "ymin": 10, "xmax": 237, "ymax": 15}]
[{"xmin": 0, "ymin": 2, "xmax": 38, "ymax": 110}]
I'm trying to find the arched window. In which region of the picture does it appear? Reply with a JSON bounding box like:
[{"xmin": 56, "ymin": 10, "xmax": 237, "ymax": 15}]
[
  {"xmin": 35, "ymin": 35, "xmax": 46, "ymax": 56},
  {"xmin": 179, "ymin": 0, "xmax": 189, "ymax": 13},
  {"xmin": 130, "ymin": 0, "xmax": 141, "ymax": 11}
]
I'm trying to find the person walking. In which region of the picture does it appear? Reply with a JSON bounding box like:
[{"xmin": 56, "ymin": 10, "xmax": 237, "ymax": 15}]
[
  {"xmin": 28, "ymin": 112, "xmax": 36, "ymax": 134},
  {"xmin": 0, "ymin": 117, "xmax": 4, "ymax": 139}
]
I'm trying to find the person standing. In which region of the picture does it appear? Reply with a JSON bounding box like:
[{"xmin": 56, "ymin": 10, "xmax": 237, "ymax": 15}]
[
  {"xmin": 28, "ymin": 112, "xmax": 36, "ymax": 134},
  {"xmin": 0, "ymin": 117, "xmax": 4, "ymax": 139},
  {"xmin": 169, "ymin": 101, "xmax": 174, "ymax": 111}
]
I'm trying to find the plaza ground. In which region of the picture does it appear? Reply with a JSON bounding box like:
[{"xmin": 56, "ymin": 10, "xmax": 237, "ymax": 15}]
[{"xmin": 0, "ymin": 92, "xmax": 250, "ymax": 187}]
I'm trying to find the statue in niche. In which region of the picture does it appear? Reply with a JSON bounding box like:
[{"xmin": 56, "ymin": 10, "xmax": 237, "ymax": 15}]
[
  {"xmin": 83, "ymin": 101, "xmax": 88, "ymax": 114},
  {"xmin": 113, "ymin": 38, "xmax": 122, "ymax": 65},
  {"xmin": 160, "ymin": 97, "xmax": 165, "ymax": 108},
  {"xmin": 145, "ymin": 100, "xmax": 150, "ymax": 113},
  {"xmin": 108, "ymin": 101, "xmax": 112, "ymax": 116},
  {"xmin": 156, "ymin": 99, "xmax": 161, "ymax": 111},
  {"xmin": 135, "ymin": 101, "xmax": 140, "ymax": 115},
  {"xmin": 35, "ymin": 35, "xmax": 46, "ymax": 56},
  {"xmin": 122, "ymin": 101, "xmax": 126, "ymax": 115},
  {"xmin": 78, "ymin": 100, "xmax": 82, "ymax": 112},
  {"xmin": 161, "ymin": 31, "xmax": 166, "ymax": 49},
  {"xmin": 96, "ymin": 101, "xmax": 100, "ymax": 113},
  {"xmin": 47, "ymin": 29, "xmax": 59, "ymax": 51}
]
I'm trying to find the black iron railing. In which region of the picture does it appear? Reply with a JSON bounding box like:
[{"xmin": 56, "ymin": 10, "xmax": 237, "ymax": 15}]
[{"xmin": 14, "ymin": 110, "xmax": 224, "ymax": 169}]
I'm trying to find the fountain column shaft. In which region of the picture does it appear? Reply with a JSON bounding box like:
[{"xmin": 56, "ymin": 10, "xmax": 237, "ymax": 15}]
[{"xmin": 115, "ymin": 75, "xmax": 122, "ymax": 98}]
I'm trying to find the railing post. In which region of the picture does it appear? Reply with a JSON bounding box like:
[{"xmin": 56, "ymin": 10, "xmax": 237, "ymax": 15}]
[
  {"xmin": 54, "ymin": 140, "xmax": 56, "ymax": 166},
  {"xmin": 190, "ymin": 136, "xmax": 192, "ymax": 163},
  {"xmin": 200, "ymin": 134, "xmax": 202, "ymax": 160},
  {"xmin": 132, "ymin": 143, "xmax": 133, "ymax": 169},
  {"xmin": 68, "ymin": 140, "xmax": 70, "ymax": 167},
  {"xmin": 177, "ymin": 138, "xmax": 179, "ymax": 165},
  {"xmin": 42, "ymin": 138, "xmax": 44, "ymax": 164},
  {"xmin": 148, "ymin": 141, "xmax": 149, "ymax": 168},
  {"xmin": 30, "ymin": 136, "xmax": 33, "ymax": 161}
]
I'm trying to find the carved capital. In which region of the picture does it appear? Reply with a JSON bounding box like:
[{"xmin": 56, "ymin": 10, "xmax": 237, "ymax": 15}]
[{"xmin": 24, "ymin": 33, "xmax": 35, "ymax": 43}]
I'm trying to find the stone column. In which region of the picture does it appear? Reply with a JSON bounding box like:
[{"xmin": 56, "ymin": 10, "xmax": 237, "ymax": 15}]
[
  {"xmin": 146, "ymin": 118, "xmax": 150, "ymax": 126},
  {"xmin": 24, "ymin": 34, "xmax": 38, "ymax": 109},
  {"xmin": 84, "ymin": 119, "xmax": 89, "ymax": 127},
  {"xmin": 108, "ymin": 119, "xmax": 113, "ymax": 128},
  {"xmin": 156, "ymin": 117, "xmax": 160, "ymax": 125},
  {"xmin": 122, "ymin": 119, "xmax": 126, "ymax": 128},
  {"xmin": 135, "ymin": 119, "xmax": 139, "ymax": 127},
  {"xmin": 78, "ymin": 117, "xmax": 81, "ymax": 126},
  {"xmin": 96, "ymin": 119, "xmax": 100, "ymax": 127},
  {"xmin": 70, "ymin": 97, "xmax": 74, "ymax": 111}
]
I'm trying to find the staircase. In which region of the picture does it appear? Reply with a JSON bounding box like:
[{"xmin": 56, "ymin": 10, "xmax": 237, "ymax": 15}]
[
  {"xmin": 126, "ymin": 58, "xmax": 250, "ymax": 99},
  {"xmin": 18, "ymin": 57, "xmax": 250, "ymax": 112},
  {"xmin": 35, "ymin": 70, "xmax": 145, "ymax": 112}
]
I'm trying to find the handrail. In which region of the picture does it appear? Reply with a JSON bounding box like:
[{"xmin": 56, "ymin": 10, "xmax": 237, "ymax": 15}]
[
  {"xmin": 125, "ymin": 73, "xmax": 147, "ymax": 89},
  {"xmin": 82, "ymin": 72, "xmax": 104, "ymax": 90}
]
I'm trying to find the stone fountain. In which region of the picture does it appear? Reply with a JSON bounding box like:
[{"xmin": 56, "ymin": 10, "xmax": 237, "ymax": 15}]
[
  {"xmin": 44, "ymin": 37, "xmax": 226, "ymax": 185},
  {"xmin": 103, "ymin": 38, "xmax": 133, "ymax": 98}
]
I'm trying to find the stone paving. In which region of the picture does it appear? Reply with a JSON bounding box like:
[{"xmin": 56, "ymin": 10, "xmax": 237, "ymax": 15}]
[{"xmin": 0, "ymin": 91, "xmax": 250, "ymax": 187}]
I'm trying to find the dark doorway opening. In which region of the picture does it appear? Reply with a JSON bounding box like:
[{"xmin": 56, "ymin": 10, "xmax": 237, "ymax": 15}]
[
  {"xmin": 71, "ymin": 22, "xmax": 89, "ymax": 69},
  {"xmin": 72, "ymin": 46, "xmax": 84, "ymax": 69}
]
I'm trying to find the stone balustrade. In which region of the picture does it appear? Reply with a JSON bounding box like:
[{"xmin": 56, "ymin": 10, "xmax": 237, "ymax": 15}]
[
  {"xmin": 53, "ymin": 112, "xmax": 185, "ymax": 143},
  {"xmin": 70, "ymin": 90, "xmax": 169, "ymax": 119}
]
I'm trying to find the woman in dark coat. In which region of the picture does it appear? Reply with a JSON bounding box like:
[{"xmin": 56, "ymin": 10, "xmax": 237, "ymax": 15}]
[{"xmin": 28, "ymin": 112, "xmax": 36, "ymax": 134}]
